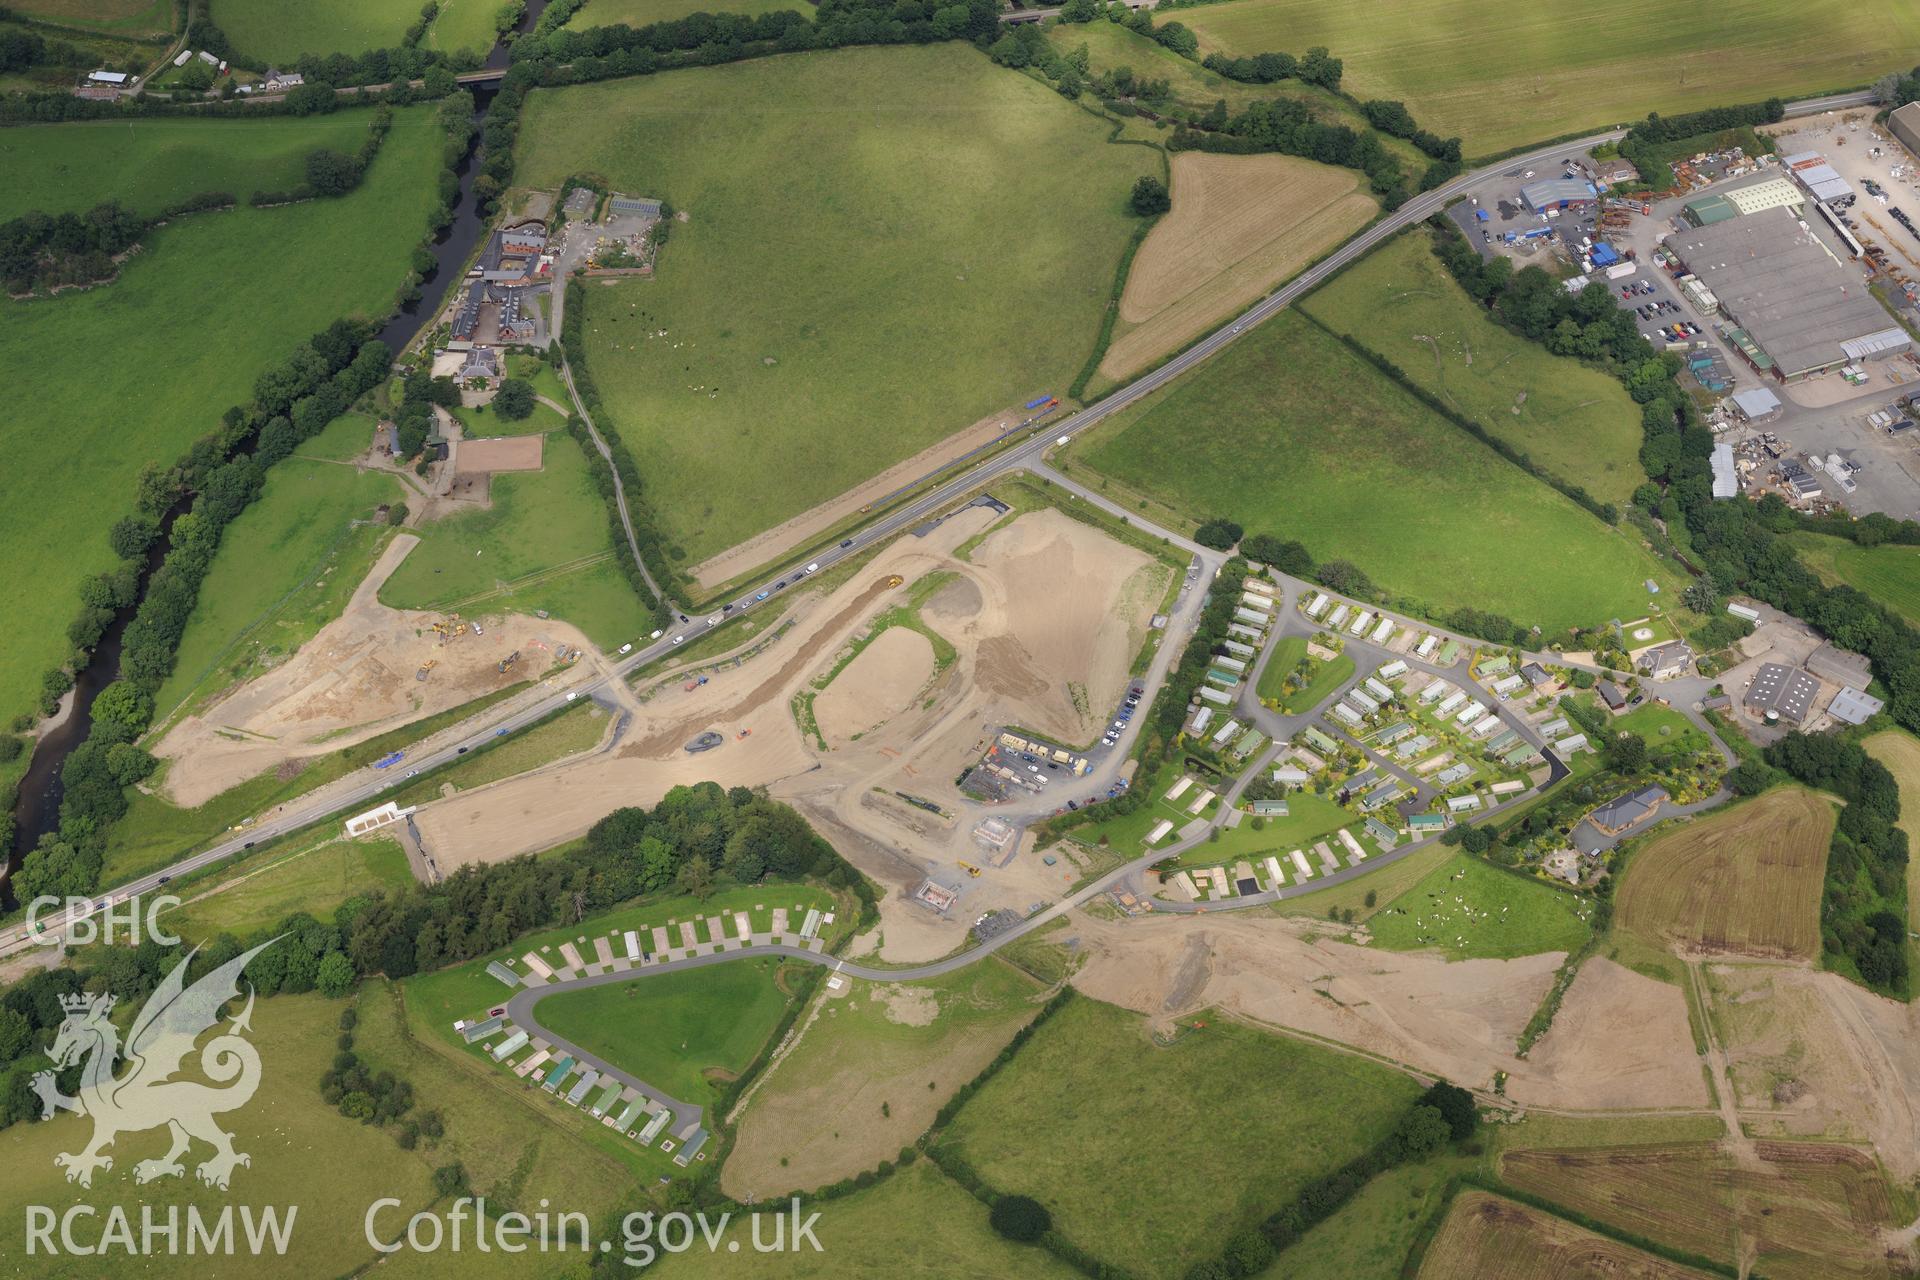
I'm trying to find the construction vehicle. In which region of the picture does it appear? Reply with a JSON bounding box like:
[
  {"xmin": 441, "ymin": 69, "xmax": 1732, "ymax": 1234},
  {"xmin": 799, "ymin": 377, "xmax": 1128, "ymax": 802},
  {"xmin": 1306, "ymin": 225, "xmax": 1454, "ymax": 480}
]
[
  {"xmin": 958, "ymin": 861, "xmax": 982, "ymax": 878},
  {"xmin": 684, "ymin": 674, "xmax": 709, "ymax": 693},
  {"xmin": 737, "ymin": 728, "xmax": 752, "ymax": 739},
  {"xmin": 497, "ymin": 650, "xmax": 520, "ymax": 674},
  {"xmin": 415, "ymin": 659, "xmax": 436, "ymax": 681},
  {"xmin": 886, "ymin": 574, "xmax": 904, "ymax": 588}
]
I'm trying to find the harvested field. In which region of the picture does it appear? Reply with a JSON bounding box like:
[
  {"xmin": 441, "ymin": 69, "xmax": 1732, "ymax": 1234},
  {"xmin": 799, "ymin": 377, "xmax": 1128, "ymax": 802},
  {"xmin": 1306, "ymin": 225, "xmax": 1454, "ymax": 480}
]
[
  {"xmin": 1101, "ymin": 152, "xmax": 1375, "ymax": 380},
  {"xmin": 1509, "ymin": 957, "xmax": 1707, "ymax": 1110},
  {"xmin": 454, "ymin": 435, "xmax": 543, "ymax": 473},
  {"xmin": 152, "ymin": 534, "xmax": 584, "ymax": 806},
  {"xmin": 1615, "ymin": 787, "xmax": 1832, "ymax": 960},
  {"xmin": 723, "ymin": 962, "xmax": 1044, "ymax": 1199},
  {"xmin": 1704, "ymin": 963, "xmax": 1920, "ymax": 1169},
  {"xmin": 811, "ymin": 623, "xmax": 935, "ymax": 743},
  {"xmin": 1420, "ymin": 1190, "xmax": 1717, "ymax": 1280},
  {"xmin": 1498, "ymin": 1142, "xmax": 1906, "ymax": 1280}
]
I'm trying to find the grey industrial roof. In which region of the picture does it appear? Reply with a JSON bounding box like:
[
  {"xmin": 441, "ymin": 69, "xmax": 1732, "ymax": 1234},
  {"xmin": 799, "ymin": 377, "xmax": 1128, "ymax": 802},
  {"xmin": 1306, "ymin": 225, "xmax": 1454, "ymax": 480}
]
[
  {"xmin": 1730, "ymin": 387, "xmax": 1782, "ymax": 418},
  {"xmin": 1743, "ymin": 662, "xmax": 1819, "ymax": 722},
  {"xmin": 1589, "ymin": 785, "xmax": 1668, "ymax": 831},
  {"xmin": 1520, "ymin": 177, "xmax": 1598, "ymax": 208},
  {"xmin": 1669, "ymin": 208, "xmax": 1898, "ymax": 378},
  {"xmin": 1712, "ymin": 442, "xmax": 1738, "ymax": 498},
  {"xmin": 1828, "ymin": 687, "xmax": 1884, "ymax": 725}
]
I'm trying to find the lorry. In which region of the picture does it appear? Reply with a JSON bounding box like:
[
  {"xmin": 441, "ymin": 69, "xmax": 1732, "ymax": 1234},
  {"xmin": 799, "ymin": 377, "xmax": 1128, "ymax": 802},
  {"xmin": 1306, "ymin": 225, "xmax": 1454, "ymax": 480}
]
[
  {"xmin": 684, "ymin": 675, "xmax": 709, "ymax": 692},
  {"xmin": 374, "ymin": 751, "xmax": 405, "ymax": 770}
]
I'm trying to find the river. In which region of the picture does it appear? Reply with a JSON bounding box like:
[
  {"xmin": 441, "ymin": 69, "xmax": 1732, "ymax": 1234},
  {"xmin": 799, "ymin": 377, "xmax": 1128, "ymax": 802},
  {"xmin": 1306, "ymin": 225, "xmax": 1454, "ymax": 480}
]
[{"xmin": 5, "ymin": 1, "xmax": 546, "ymax": 893}]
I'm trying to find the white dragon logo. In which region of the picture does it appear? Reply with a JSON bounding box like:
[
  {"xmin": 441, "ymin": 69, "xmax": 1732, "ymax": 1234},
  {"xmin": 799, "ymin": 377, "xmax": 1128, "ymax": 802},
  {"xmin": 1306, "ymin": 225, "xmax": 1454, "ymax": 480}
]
[{"xmin": 33, "ymin": 939, "xmax": 276, "ymax": 1191}]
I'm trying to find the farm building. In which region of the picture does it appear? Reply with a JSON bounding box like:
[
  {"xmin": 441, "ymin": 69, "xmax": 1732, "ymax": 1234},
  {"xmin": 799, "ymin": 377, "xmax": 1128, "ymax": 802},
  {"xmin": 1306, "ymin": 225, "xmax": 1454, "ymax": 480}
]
[
  {"xmin": 1743, "ymin": 661, "xmax": 1819, "ymax": 724},
  {"xmin": 1587, "ymin": 785, "xmax": 1668, "ymax": 835},
  {"xmin": 1827, "ymin": 687, "xmax": 1885, "ymax": 725},
  {"xmin": 1520, "ymin": 177, "xmax": 1597, "ymax": 212},
  {"xmin": 1711, "ymin": 442, "xmax": 1738, "ymax": 498},
  {"xmin": 86, "ymin": 70, "xmax": 129, "ymax": 85},
  {"xmin": 1683, "ymin": 194, "xmax": 1738, "ymax": 227},
  {"xmin": 609, "ymin": 194, "xmax": 663, "ymax": 219},
  {"xmin": 1637, "ymin": 642, "xmax": 1693, "ymax": 680},
  {"xmin": 1805, "ymin": 641, "xmax": 1871, "ymax": 690},
  {"xmin": 1667, "ymin": 208, "xmax": 1907, "ymax": 380}
]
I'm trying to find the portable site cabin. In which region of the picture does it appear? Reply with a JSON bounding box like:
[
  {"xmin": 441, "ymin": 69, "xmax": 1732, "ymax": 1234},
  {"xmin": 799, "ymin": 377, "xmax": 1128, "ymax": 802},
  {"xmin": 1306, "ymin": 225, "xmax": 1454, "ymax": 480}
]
[
  {"xmin": 1435, "ymin": 690, "xmax": 1467, "ymax": 715},
  {"xmin": 1470, "ymin": 715, "xmax": 1503, "ymax": 739},
  {"xmin": 1216, "ymin": 656, "xmax": 1248, "ymax": 673},
  {"xmin": 611, "ymin": 1099, "xmax": 645, "ymax": 1131},
  {"xmin": 636, "ymin": 1108, "xmax": 672, "ymax": 1144},
  {"xmin": 1241, "ymin": 591, "xmax": 1272, "ymax": 610},
  {"xmin": 1210, "ymin": 717, "xmax": 1242, "ymax": 746},
  {"xmin": 1198, "ymin": 686, "xmax": 1232, "ymax": 706},
  {"xmin": 1349, "ymin": 610, "xmax": 1375, "ymax": 636},
  {"xmin": 1364, "ymin": 677, "xmax": 1394, "ymax": 702},
  {"xmin": 1420, "ymin": 680, "xmax": 1455, "ymax": 705},
  {"xmin": 1327, "ymin": 604, "xmax": 1350, "ymax": 628},
  {"xmin": 1331, "ymin": 702, "xmax": 1363, "ymax": 725},
  {"xmin": 1264, "ymin": 855, "xmax": 1287, "ymax": 887},
  {"xmin": 1289, "ymin": 849, "xmax": 1315, "ymax": 880},
  {"xmin": 1146, "ymin": 819, "xmax": 1175, "ymax": 844},
  {"xmin": 1165, "ymin": 775, "xmax": 1195, "ymax": 801},
  {"xmin": 1347, "ymin": 690, "xmax": 1380, "ymax": 714},
  {"xmin": 460, "ymin": 1015, "xmax": 505, "ymax": 1044},
  {"xmin": 1415, "ymin": 635, "xmax": 1439, "ymax": 658},
  {"xmin": 566, "ymin": 1071, "xmax": 600, "ymax": 1106},
  {"xmin": 486, "ymin": 961, "xmax": 520, "ymax": 988},
  {"xmin": 1234, "ymin": 607, "xmax": 1270, "ymax": 626},
  {"xmin": 1557, "ymin": 733, "xmax": 1590, "ymax": 753},
  {"xmin": 1187, "ymin": 706, "xmax": 1214, "ymax": 735},
  {"xmin": 1370, "ymin": 618, "xmax": 1394, "ymax": 644},
  {"xmin": 799, "ymin": 909, "xmax": 823, "ymax": 939},
  {"xmin": 1188, "ymin": 789, "xmax": 1217, "ymax": 815},
  {"xmin": 1538, "ymin": 717, "xmax": 1570, "ymax": 738},
  {"xmin": 1378, "ymin": 659, "xmax": 1408, "ymax": 679},
  {"xmin": 542, "ymin": 1057, "xmax": 576, "ymax": 1091},
  {"xmin": 592, "ymin": 1080, "xmax": 624, "ymax": 1117},
  {"xmin": 1222, "ymin": 640, "xmax": 1256, "ymax": 658},
  {"xmin": 1491, "ymin": 674, "xmax": 1524, "ymax": 697},
  {"xmin": 1447, "ymin": 795, "xmax": 1483, "ymax": 813},
  {"xmin": 1456, "ymin": 702, "xmax": 1488, "ymax": 726},
  {"xmin": 1435, "ymin": 763, "xmax": 1473, "ymax": 786},
  {"xmin": 490, "ymin": 1030, "xmax": 530, "ymax": 1061},
  {"xmin": 1306, "ymin": 593, "xmax": 1330, "ymax": 618}
]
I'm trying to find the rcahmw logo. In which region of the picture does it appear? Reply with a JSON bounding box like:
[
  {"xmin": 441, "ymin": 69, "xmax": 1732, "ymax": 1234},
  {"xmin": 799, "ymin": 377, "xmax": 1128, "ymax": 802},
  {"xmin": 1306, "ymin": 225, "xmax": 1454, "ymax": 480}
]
[{"xmin": 25, "ymin": 938, "xmax": 301, "ymax": 1258}]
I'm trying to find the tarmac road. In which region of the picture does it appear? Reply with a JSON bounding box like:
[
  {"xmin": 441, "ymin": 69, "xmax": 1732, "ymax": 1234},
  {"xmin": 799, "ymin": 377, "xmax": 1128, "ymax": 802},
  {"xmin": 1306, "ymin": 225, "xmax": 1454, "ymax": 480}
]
[{"xmin": 0, "ymin": 91, "xmax": 1860, "ymax": 954}]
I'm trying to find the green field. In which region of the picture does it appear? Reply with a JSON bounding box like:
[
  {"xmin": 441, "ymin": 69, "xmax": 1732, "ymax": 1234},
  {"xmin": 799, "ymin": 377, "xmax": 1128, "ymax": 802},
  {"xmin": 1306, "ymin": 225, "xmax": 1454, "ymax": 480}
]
[
  {"xmin": 1176, "ymin": 0, "xmax": 1917, "ymax": 156},
  {"xmin": 1278, "ymin": 1154, "xmax": 1481, "ymax": 1278},
  {"xmin": 403, "ymin": 883, "xmax": 841, "ymax": 1040},
  {"xmin": 1072, "ymin": 312, "xmax": 1680, "ymax": 634},
  {"xmin": 1177, "ymin": 789, "xmax": 1358, "ymax": 868},
  {"xmin": 153, "ymin": 415, "xmax": 406, "ymax": 724},
  {"xmin": 564, "ymin": 0, "xmax": 802, "ymax": 25},
  {"xmin": 214, "ymin": 0, "xmax": 500, "ymax": 62},
  {"xmin": 165, "ymin": 835, "xmax": 412, "ymax": 937},
  {"xmin": 1301, "ymin": 232, "xmax": 1646, "ymax": 507},
  {"xmin": 1257, "ymin": 637, "xmax": 1355, "ymax": 714},
  {"xmin": 518, "ymin": 44, "xmax": 1159, "ymax": 566},
  {"xmin": 1793, "ymin": 532, "xmax": 1920, "ymax": 629},
  {"xmin": 0, "ymin": 108, "xmax": 444, "ymax": 737},
  {"xmin": 8, "ymin": 0, "xmax": 173, "ymax": 35},
  {"xmin": 939, "ymin": 996, "xmax": 1419, "ymax": 1279},
  {"xmin": 0, "ymin": 994, "xmax": 438, "ymax": 1279},
  {"xmin": 671, "ymin": 1160, "xmax": 1087, "ymax": 1279},
  {"xmin": 376, "ymin": 433, "xmax": 652, "ymax": 649},
  {"xmin": 533, "ymin": 955, "xmax": 795, "ymax": 1108},
  {"xmin": 1366, "ymin": 851, "xmax": 1593, "ymax": 960},
  {"xmin": 0, "ymin": 115, "xmax": 377, "ymax": 221}
]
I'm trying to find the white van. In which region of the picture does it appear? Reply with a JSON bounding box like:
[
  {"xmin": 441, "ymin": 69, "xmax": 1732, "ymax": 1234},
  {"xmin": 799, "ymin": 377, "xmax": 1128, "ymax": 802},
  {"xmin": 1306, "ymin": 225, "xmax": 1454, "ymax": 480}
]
[{"xmin": 804, "ymin": 562, "xmax": 819, "ymax": 574}]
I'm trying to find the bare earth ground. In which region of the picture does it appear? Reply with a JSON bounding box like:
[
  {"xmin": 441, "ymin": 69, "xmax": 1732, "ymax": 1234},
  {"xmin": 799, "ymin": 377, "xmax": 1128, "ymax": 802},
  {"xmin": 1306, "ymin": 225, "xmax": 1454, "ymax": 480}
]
[
  {"xmin": 412, "ymin": 496, "xmax": 1162, "ymax": 961},
  {"xmin": 153, "ymin": 535, "xmax": 589, "ymax": 806},
  {"xmin": 1099, "ymin": 152, "xmax": 1376, "ymax": 381},
  {"xmin": 687, "ymin": 406, "xmax": 1028, "ymax": 593},
  {"xmin": 1064, "ymin": 911, "xmax": 1582, "ymax": 1097},
  {"xmin": 1706, "ymin": 961, "xmax": 1920, "ymax": 1176},
  {"xmin": 721, "ymin": 975, "xmax": 1043, "ymax": 1199},
  {"xmin": 812, "ymin": 624, "xmax": 935, "ymax": 744},
  {"xmin": 1510, "ymin": 956, "xmax": 1707, "ymax": 1109},
  {"xmin": 454, "ymin": 435, "xmax": 544, "ymax": 472}
]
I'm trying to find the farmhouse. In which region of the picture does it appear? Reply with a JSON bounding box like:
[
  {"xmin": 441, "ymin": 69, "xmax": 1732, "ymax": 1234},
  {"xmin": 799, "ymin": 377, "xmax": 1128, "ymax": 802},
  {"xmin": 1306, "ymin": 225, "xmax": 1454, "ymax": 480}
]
[
  {"xmin": 1586, "ymin": 785, "xmax": 1669, "ymax": 836},
  {"xmin": 1667, "ymin": 208, "xmax": 1908, "ymax": 381},
  {"xmin": 1636, "ymin": 642, "xmax": 1694, "ymax": 681},
  {"xmin": 1743, "ymin": 661, "xmax": 1819, "ymax": 725},
  {"xmin": 1520, "ymin": 662, "xmax": 1551, "ymax": 688}
]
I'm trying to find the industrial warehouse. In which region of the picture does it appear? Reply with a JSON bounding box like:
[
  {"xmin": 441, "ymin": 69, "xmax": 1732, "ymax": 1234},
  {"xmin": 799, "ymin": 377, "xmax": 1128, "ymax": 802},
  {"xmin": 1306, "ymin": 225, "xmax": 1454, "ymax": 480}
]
[{"xmin": 1667, "ymin": 206, "xmax": 1910, "ymax": 382}]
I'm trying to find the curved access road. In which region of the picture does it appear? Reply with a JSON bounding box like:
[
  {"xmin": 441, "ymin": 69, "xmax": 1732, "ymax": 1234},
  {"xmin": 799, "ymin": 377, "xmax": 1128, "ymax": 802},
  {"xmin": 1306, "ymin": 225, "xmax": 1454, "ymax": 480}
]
[{"xmin": 0, "ymin": 91, "xmax": 1854, "ymax": 956}]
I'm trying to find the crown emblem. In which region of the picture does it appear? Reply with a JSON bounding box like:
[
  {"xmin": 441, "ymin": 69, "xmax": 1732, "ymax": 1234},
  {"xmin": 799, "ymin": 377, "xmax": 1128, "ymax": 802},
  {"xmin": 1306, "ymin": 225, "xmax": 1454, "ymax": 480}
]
[{"xmin": 60, "ymin": 992, "xmax": 115, "ymax": 1017}]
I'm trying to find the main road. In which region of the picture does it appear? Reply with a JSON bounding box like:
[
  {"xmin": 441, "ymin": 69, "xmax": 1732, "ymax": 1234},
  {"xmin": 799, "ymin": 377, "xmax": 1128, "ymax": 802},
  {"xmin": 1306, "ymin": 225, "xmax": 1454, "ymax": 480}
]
[{"xmin": 0, "ymin": 89, "xmax": 1864, "ymax": 954}]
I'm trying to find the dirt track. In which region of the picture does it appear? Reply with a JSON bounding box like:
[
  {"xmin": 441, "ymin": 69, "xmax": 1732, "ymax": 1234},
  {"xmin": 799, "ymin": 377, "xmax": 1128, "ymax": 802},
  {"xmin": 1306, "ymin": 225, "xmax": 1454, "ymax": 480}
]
[{"xmin": 153, "ymin": 535, "xmax": 588, "ymax": 807}]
